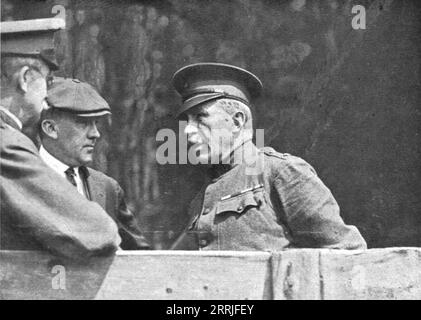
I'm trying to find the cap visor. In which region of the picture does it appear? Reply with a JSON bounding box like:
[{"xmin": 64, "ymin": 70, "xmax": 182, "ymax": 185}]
[
  {"xmin": 75, "ymin": 110, "xmax": 111, "ymax": 117},
  {"xmin": 177, "ymin": 92, "xmax": 224, "ymax": 118}
]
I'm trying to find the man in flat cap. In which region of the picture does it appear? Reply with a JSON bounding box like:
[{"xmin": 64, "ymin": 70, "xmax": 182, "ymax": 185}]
[
  {"xmin": 171, "ymin": 62, "xmax": 367, "ymax": 250},
  {"xmin": 0, "ymin": 18, "xmax": 121, "ymax": 259},
  {"xmin": 39, "ymin": 77, "xmax": 150, "ymax": 250}
]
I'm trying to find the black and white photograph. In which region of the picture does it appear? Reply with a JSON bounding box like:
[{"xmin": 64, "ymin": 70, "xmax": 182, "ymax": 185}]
[{"xmin": 0, "ymin": 0, "xmax": 420, "ymax": 303}]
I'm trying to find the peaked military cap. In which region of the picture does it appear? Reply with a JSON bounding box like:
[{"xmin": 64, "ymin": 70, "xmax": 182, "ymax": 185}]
[
  {"xmin": 172, "ymin": 62, "xmax": 263, "ymax": 117},
  {"xmin": 1, "ymin": 17, "xmax": 65, "ymax": 71},
  {"xmin": 47, "ymin": 77, "xmax": 111, "ymax": 117}
]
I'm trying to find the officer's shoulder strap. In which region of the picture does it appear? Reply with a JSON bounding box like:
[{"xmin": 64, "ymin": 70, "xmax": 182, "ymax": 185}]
[
  {"xmin": 260, "ymin": 147, "xmax": 318, "ymax": 180},
  {"xmin": 256, "ymin": 147, "xmax": 291, "ymax": 187}
]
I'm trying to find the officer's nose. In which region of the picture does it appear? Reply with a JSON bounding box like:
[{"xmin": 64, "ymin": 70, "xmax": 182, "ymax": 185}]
[
  {"xmin": 42, "ymin": 98, "xmax": 50, "ymax": 111},
  {"xmin": 184, "ymin": 118, "xmax": 199, "ymax": 138},
  {"xmin": 88, "ymin": 121, "xmax": 101, "ymax": 139}
]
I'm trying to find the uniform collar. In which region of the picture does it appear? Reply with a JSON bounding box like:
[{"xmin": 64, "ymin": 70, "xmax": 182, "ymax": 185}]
[
  {"xmin": 0, "ymin": 105, "xmax": 23, "ymax": 130},
  {"xmin": 208, "ymin": 139, "xmax": 259, "ymax": 180}
]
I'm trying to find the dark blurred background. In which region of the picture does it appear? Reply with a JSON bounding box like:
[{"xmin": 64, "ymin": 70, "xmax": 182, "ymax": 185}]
[{"xmin": 2, "ymin": 0, "xmax": 420, "ymax": 248}]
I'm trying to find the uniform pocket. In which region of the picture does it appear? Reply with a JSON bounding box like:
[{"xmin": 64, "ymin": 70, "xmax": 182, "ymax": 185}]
[{"xmin": 216, "ymin": 189, "xmax": 263, "ymax": 215}]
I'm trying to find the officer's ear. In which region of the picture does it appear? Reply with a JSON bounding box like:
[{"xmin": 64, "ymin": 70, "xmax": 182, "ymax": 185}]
[
  {"xmin": 232, "ymin": 111, "xmax": 246, "ymax": 133},
  {"xmin": 40, "ymin": 119, "xmax": 58, "ymax": 139},
  {"xmin": 16, "ymin": 66, "xmax": 31, "ymax": 93},
  {"xmin": 17, "ymin": 66, "xmax": 45, "ymax": 93}
]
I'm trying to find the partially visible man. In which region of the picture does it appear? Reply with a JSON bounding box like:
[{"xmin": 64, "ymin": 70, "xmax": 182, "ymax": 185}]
[
  {"xmin": 39, "ymin": 77, "xmax": 150, "ymax": 250},
  {"xmin": 170, "ymin": 62, "xmax": 367, "ymax": 251},
  {"xmin": 0, "ymin": 18, "xmax": 121, "ymax": 259}
]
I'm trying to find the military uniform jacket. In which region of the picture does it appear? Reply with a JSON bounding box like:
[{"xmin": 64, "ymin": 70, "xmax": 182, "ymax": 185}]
[
  {"xmin": 82, "ymin": 168, "xmax": 151, "ymax": 250},
  {"xmin": 173, "ymin": 140, "xmax": 367, "ymax": 251},
  {"xmin": 0, "ymin": 111, "xmax": 121, "ymax": 259}
]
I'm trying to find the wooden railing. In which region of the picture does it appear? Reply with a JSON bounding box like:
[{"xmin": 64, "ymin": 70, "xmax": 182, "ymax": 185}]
[{"xmin": 1, "ymin": 248, "xmax": 420, "ymax": 299}]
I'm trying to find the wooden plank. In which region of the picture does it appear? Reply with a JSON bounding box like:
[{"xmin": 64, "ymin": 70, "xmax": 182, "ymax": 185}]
[
  {"xmin": 271, "ymin": 249, "xmax": 321, "ymax": 300},
  {"xmin": 0, "ymin": 251, "xmax": 115, "ymax": 300},
  {"xmin": 0, "ymin": 251, "xmax": 271, "ymax": 300},
  {"xmin": 3, "ymin": 248, "xmax": 421, "ymax": 300},
  {"xmin": 96, "ymin": 251, "xmax": 272, "ymax": 300},
  {"xmin": 320, "ymin": 247, "xmax": 421, "ymax": 300}
]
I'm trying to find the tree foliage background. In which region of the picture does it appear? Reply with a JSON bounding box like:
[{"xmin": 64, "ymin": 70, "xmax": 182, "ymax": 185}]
[{"xmin": 2, "ymin": 0, "xmax": 420, "ymax": 248}]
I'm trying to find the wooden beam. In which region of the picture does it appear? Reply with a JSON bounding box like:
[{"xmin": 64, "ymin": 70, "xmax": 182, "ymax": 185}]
[
  {"xmin": 1, "ymin": 248, "xmax": 421, "ymax": 299},
  {"xmin": 271, "ymin": 249, "xmax": 321, "ymax": 300},
  {"xmin": 0, "ymin": 251, "xmax": 271, "ymax": 300},
  {"xmin": 319, "ymin": 248, "xmax": 421, "ymax": 299}
]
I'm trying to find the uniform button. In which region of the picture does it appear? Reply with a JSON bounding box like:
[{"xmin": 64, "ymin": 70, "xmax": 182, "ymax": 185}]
[
  {"xmin": 203, "ymin": 208, "xmax": 210, "ymax": 214},
  {"xmin": 237, "ymin": 206, "xmax": 243, "ymax": 212}
]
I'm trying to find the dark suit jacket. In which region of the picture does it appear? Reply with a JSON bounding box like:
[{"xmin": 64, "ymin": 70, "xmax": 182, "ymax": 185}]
[
  {"xmin": 81, "ymin": 167, "xmax": 150, "ymax": 250},
  {"xmin": 0, "ymin": 111, "xmax": 121, "ymax": 259}
]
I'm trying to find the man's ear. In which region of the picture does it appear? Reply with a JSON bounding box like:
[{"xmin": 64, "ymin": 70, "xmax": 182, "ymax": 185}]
[
  {"xmin": 17, "ymin": 66, "xmax": 31, "ymax": 93},
  {"xmin": 232, "ymin": 111, "xmax": 246, "ymax": 133},
  {"xmin": 41, "ymin": 119, "xmax": 58, "ymax": 139}
]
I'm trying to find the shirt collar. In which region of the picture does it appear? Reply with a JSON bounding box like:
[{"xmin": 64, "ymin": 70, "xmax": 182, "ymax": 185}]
[
  {"xmin": 39, "ymin": 145, "xmax": 78, "ymax": 177},
  {"xmin": 0, "ymin": 105, "xmax": 23, "ymax": 130}
]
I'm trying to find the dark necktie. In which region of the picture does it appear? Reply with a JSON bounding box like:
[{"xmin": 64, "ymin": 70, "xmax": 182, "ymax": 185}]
[{"xmin": 64, "ymin": 167, "xmax": 77, "ymax": 187}]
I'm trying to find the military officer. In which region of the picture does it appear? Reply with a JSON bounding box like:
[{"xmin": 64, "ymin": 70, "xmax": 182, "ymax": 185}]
[
  {"xmin": 39, "ymin": 77, "xmax": 150, "ymax": 250},
  {"xmin": 171, "ymin": 62, "xmax": 367, "ymax": 251},
  {"xmin": 0, "ymin": 18, "xmax": 121, "ymax": 259}
]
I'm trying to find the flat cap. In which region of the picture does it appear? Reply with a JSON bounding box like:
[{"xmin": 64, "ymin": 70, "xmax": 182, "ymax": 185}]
[
  {"xmin": 47, "ymin": 77, "xmax": 111, "ymax": 117},
  {"xmin": 172, "ymin": 62, "xmax": 263, "ymax": 117},
  {"xmin": 1, "ymin": 17, "xmax": 65, "ymax": 71}
]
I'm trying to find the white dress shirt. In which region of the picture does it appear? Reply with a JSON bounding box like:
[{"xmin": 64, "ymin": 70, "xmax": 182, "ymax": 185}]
[
  {"xmin": 39, "ymin": 145, "xmax": 86, "ymax": 197},
  {"xmin": 40, "ymin": 146, "xmax": 124, "ymax": 251}
]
